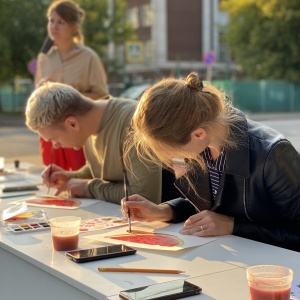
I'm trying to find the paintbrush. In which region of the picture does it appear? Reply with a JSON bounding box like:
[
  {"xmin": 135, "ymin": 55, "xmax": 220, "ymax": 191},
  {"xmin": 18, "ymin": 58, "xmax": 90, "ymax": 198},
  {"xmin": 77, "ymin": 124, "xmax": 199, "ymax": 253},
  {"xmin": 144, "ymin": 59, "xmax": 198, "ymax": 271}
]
[
  {"xmin": 47, "ymin": 147, "xmax": 53, "ymax": 195},
  {"xmin": 123, "ymin": 172, "xmax": 132, "ymax": 233}
]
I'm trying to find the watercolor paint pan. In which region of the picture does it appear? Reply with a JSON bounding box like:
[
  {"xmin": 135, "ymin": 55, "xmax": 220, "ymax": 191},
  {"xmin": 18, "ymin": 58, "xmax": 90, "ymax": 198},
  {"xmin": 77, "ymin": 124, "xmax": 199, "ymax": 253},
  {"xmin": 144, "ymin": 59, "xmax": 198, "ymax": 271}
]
[
  {"xmin": 3, "ymin": 221, "xmax": 50, "ymax": 234},
  {"xmin": 1, "ymin": 210, "xmax": 50, "ymax": 234}
]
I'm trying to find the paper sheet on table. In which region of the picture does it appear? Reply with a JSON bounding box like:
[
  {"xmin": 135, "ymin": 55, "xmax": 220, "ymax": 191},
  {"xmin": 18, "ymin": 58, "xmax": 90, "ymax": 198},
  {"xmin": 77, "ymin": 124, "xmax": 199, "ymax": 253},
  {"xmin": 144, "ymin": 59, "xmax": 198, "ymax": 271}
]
[
  {"xmin": 290, "ymin": 278, "xmax": 300, "ymax": 299},
  {"xmin": 0, "ymin": 172, "xmax": 26, "ymax": 184},
  {"xmin": 8, "ymin": 196, "xmax": 99, "ymax": 209},
  {"xmin": 0, "ymin": 176, "xmax": 42, "ymax": 188},
  {"xmin": 83, "ymin": 222, "xmax": 217, "ymax": 251},
  {"xmin": 80, "ymin": 216, "xmax": 137, "ymax": 233}
]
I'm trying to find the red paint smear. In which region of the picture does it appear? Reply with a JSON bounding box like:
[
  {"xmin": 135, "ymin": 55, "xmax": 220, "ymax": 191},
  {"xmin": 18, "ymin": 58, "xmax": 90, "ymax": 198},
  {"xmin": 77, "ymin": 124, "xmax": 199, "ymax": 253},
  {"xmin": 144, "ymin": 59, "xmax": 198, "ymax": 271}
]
[
  {"xmin": 26, "ymin": 199, "xmax": 79, "ymax": 207},
  {"xmin": 109, "ymin": 234, "xmax": 180, "ymax": 247}
]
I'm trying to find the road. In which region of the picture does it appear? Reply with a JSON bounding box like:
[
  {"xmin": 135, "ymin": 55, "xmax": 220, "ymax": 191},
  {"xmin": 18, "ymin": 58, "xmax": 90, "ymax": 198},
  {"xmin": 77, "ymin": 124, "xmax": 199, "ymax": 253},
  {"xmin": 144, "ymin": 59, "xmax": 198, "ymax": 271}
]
[{"xmin": 0, "ymin": 112, "xmax": 300, "ymax": 168}]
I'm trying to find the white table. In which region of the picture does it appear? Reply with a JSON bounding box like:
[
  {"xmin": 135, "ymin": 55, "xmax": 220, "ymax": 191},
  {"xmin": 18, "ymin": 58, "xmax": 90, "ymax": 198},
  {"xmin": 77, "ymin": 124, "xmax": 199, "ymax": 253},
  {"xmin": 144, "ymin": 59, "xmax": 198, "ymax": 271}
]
[
  {"xmin": 1, "ymin": 199, "xmax": 299, "ymax": 300},
  {"xmin": 1, "ymin": 168, "xmax": 299, "ymax": 299}
]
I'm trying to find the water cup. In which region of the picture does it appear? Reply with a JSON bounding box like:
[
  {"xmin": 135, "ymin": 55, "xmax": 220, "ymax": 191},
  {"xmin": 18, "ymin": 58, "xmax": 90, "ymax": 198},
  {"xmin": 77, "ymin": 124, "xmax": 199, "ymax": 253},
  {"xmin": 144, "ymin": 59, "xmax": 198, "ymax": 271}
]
[
  {"xmin": 49, "ymin": 216, "xmax": 81, "ymax": 251},
  {"xmin": 246, "ymin": 265, "xmax": 293, "ymax": 300}
]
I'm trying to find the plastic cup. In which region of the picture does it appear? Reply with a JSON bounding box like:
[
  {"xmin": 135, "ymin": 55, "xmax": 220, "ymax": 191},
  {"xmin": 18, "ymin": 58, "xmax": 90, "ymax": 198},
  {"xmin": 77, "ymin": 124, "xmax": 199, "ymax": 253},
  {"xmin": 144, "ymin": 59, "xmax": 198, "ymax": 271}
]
[
  {"xmin": 49, "ymin": 216, "xmax": 81, "ymax": 251},
  {"xmin": 246, "ymin": 265, "xmax": 293, "ymax": 300}
]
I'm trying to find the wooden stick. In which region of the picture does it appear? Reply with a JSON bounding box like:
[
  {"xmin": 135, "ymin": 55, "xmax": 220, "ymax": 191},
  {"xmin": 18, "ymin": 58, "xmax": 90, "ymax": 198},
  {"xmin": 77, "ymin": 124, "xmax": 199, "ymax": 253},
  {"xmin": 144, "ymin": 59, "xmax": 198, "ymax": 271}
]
[{"xmin": 98, "ymin": 267, "xmax": 184, "ymax": 274}]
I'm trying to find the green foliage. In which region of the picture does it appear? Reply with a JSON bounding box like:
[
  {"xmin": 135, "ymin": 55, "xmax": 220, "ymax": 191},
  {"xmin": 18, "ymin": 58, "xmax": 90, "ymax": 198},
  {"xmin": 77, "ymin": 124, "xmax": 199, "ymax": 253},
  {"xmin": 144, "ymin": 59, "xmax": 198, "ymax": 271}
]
[
  {"xmin": 222, "ymin": 0, "xmax": 300, "ymax": 82},
  {"xmin": 0, "ymin": 0, "xmax": 135, "ymax": 84},
  {"xmin": 79, "ymin": 0, "xmax": 136, "ymax": 75},
  {"xmin": 0, "ymin": 0, "xmax": 50, "ymax": 83}
]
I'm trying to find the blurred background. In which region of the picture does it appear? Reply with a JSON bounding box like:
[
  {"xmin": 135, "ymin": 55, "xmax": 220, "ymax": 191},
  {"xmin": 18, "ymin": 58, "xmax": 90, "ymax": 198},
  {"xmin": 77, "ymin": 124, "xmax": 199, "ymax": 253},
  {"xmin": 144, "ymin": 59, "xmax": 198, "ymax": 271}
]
[
  {"xmin": 0, "ymin": 0, "xmax": 299, "ymax": 112},
  {"xmin": 0, "ymin": 0, "xmax": 299, "ymax": 166}
]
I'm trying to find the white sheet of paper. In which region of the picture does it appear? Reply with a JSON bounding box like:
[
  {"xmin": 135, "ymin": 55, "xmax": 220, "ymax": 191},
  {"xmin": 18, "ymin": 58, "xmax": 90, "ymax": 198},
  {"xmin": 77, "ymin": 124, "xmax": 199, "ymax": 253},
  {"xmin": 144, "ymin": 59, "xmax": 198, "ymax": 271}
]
[
  {"xmin": 8, "ymin": 196, "xmax": 99, "ymax": 209},
  {"xmin": 83, "ymin": 222, "xmax": 217, "ymax": 251},
  {"xmin": 79, "ymin": 216, "xmax": 136, "ymax": 233}
]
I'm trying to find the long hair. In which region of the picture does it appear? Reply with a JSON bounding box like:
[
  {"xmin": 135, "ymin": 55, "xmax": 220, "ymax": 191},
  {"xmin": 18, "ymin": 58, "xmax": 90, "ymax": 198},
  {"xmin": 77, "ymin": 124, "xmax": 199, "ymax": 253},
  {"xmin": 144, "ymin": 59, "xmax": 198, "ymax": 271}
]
[{"xmin": 125, "ymin": 72, "xmax": 244, "ymax": 173}]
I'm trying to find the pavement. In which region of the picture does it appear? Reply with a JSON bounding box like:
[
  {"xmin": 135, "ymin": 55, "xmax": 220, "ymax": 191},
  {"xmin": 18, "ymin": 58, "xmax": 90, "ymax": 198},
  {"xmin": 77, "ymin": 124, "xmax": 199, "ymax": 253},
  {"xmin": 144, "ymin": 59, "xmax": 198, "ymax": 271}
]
[
  {"xmin": 0, "ymin": 111, "xmax": 300, "ymax": 168},
  {"xmin": 0, "ymin": 112, "xmax": 42, "ymax": 166}
]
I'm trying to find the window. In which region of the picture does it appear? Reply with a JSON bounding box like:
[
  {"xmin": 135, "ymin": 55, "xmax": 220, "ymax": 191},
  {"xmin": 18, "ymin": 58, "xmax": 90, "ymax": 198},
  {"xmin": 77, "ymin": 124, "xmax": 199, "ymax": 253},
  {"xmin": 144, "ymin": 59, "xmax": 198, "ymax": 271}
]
[
  {"xmin": 127, "ymin": 7, "xmax": 139, "ymax": 29},
  {"xmin": 140, "ymin": 4, "xmax": 153, "ymax": 27}
]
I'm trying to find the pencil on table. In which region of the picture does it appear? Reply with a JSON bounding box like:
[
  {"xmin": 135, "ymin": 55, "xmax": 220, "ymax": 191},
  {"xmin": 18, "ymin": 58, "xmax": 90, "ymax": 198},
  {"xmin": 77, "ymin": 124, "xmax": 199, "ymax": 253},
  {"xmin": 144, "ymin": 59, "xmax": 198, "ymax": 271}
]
[{"xmin": 98, "ymin": 267, "xmax": 185, "ymax": 274}]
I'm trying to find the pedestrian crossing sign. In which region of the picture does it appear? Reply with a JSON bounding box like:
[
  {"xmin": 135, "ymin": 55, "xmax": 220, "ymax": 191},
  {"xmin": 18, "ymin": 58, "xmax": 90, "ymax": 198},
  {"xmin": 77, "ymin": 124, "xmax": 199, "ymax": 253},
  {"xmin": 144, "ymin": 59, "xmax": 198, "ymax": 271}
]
[{"xmin": 126, "ymin": 41, "xmax": 144, "ymax": 63}]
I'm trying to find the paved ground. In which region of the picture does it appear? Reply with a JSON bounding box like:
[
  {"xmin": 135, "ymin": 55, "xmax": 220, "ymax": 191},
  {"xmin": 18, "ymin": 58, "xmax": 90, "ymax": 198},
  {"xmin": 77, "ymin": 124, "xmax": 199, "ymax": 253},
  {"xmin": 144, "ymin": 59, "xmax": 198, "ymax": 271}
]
[
  {"xmin": 0, "ymin": 113, "xmax": 42, "ymax": 166},
  {"xmin": 0, "ymin": 111, "xmax": 300, "ymax": 168}
]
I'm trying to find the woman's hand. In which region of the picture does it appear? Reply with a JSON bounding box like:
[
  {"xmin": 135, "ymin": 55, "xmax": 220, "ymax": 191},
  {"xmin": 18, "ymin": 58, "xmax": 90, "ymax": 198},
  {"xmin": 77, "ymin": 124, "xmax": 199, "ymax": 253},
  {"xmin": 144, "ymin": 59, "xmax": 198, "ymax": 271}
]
[
  {"xmin": 121, "ymin": 194, "xmax": 173, "ymax": 222},
  {"xmin": 180, "ymin": 210, "xmax": 234, "ymax": 237}
]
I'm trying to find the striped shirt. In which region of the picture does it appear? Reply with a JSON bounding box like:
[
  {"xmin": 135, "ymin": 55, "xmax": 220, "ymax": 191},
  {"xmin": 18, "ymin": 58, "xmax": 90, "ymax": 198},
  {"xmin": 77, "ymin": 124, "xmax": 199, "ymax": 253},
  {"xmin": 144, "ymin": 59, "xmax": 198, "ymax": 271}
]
[{"xmin": 201, "ymin": 147, "xmax": 226, "ymax": 201}]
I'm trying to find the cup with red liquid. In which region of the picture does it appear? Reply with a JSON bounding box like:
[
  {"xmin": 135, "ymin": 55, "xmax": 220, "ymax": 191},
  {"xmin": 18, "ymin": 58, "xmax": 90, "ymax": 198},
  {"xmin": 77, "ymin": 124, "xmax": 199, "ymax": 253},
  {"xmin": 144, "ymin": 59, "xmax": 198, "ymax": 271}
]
[
  {"xmin": 49, "ymin": 216, "xmax": 81, "ymax": 251},
  {"xmin": 246, "ymin": 265, "xmax": 293, "ymax": 300}
]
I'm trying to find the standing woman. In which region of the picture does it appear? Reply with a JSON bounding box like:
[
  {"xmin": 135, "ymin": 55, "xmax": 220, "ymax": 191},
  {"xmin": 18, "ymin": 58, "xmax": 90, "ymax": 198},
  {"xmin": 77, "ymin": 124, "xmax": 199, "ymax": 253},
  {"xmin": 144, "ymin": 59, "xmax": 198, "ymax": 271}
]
[
  {"xmin": 35, "ymin": 0, "xmax": 109, "ymax": 170},
  {"xmin": 121, "ymin": 72, "xmax": 300, "ymax": 252}
]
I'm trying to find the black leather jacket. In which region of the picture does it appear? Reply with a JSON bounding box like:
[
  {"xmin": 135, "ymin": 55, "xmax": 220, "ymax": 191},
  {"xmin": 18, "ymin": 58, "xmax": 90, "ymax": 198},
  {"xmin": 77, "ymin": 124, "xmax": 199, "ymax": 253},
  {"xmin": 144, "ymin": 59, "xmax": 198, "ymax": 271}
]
[{"xmin": 169, "ymin": 113, "xmax": 300, "ymax": 252}]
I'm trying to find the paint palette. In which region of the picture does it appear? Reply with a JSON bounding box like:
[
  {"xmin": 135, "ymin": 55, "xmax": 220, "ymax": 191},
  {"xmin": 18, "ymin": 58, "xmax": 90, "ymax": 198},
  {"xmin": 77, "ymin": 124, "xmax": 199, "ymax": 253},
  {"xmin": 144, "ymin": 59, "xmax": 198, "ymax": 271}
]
[{"xmin": 1, "ymin": 210, "xmax": 50, "ymax": 234}]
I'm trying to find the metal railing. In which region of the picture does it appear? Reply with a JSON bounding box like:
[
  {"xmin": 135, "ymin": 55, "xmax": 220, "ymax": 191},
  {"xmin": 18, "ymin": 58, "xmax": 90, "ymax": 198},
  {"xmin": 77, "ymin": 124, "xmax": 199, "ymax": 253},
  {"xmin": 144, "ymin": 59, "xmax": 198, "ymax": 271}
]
[{"xmin": 1, "ymin": 80, "xmax": 299, "ymax": 113}]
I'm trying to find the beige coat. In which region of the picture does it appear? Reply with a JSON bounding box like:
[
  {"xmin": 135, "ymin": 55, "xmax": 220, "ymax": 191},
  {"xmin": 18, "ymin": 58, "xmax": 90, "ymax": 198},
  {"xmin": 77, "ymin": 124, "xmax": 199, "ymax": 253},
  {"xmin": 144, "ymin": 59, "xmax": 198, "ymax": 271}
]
[{"xmin": 35, "ymin": 44, "xmax": 108, "ymax": 98}]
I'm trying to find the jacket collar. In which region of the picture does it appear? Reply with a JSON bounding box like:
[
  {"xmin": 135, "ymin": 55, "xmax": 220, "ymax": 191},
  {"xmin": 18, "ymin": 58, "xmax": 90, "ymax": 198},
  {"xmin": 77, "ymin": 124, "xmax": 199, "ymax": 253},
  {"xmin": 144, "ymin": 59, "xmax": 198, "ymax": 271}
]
[{"xmin": 225, "ymin": 110, "xmax": 250, "ymax": 178}]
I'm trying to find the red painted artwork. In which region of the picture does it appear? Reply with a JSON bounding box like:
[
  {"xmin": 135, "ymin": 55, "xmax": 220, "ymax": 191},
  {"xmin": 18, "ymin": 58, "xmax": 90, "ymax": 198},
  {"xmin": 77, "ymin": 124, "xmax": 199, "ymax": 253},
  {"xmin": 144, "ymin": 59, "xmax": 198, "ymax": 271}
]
[
  {"xmin": 26, "ymin": 198, "xmax": 81, "ymax": 209},
  {"xmin": 107, "ymin": 231, "xmax": 183, "ymax": 247}
]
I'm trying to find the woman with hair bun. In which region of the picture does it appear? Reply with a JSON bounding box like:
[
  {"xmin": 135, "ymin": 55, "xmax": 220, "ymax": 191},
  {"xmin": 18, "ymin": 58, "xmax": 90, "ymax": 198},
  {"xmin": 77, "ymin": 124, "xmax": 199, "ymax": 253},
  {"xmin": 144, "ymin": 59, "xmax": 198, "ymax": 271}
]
[
  {"xmin": 35, "ymin": 0, "xmax": 109, "ymax": 170},
  {"xmin": 121, "ymin": 72, "xmax": 300, "ymax": 252}
]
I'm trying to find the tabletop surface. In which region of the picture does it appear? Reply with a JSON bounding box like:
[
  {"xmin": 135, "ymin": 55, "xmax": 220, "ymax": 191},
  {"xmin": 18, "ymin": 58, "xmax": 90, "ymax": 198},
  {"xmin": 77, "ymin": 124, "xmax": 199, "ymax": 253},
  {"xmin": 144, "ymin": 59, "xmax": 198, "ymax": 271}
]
[{"xmin": 1, "ymin": 166, "xmax": 299, "ymax": 300}]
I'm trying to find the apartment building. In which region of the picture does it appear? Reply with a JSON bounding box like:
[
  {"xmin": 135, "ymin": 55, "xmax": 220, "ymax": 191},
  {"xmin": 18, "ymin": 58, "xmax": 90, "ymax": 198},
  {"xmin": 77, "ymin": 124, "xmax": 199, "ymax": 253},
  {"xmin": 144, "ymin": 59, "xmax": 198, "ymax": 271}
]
[{"xmin": 115, "ymin": 0, "xmax": 234, "ymax": 82}]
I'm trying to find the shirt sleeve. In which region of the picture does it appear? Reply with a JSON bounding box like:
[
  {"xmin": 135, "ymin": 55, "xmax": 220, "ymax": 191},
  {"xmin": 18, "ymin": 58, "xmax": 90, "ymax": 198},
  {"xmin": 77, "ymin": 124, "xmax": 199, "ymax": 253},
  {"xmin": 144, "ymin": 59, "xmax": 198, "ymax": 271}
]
[
  {"xmin": 68, "ymin": 165, "xmax": 92, "ymax": 179},
  {"xmin": 84, "ymin": 147, "xmax": 162, "ymax": 205}
]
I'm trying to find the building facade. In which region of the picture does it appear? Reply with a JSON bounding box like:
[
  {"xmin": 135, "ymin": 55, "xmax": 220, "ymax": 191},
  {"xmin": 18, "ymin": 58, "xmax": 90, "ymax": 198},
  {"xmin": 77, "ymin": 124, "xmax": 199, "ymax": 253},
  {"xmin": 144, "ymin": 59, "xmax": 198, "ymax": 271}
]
[{"xmin": 117, "ymin": 0, "xmax": 235, "ymax": 83}]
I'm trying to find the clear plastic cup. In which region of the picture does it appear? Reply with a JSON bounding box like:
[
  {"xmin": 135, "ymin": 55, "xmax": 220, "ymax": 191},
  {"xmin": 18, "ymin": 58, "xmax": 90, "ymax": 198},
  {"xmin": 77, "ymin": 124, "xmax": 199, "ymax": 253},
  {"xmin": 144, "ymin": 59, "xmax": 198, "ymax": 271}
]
[
  {"xmin": 49, "ymin": 216, "xmax": 81, "ymax": 251},
  {"xmin": 246, "ymin": 265, "xmax": 293, "ymax": 300}
]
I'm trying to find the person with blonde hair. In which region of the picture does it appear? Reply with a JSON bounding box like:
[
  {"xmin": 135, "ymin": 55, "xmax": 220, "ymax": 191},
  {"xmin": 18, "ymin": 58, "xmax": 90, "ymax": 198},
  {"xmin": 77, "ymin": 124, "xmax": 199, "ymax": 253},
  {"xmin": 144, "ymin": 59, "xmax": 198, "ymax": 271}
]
[
  {"xmin": 121, "ymin": 72, "xmax": 300, "ymax": 252},
  {"xmin": 35, "ymin": 0, "xmax": 108, "ymax": 171},
  {"xmin": 25, "ymin": 82, "xmax": 164, "ymax": 204}
]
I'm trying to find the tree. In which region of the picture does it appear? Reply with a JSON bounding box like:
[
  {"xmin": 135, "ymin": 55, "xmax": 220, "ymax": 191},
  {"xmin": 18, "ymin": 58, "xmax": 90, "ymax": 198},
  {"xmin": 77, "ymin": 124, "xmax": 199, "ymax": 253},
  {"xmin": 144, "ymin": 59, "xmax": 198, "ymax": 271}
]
[
  {"xmin": 0, "ymin": 0, "xmax": 49, "ymax": 83},
  {"xmin": 222, "ymin": 0, "xmax": 300, "ymax": 82},
  {"xmin": 0, "ymin": 0, "xmax": 135, "ymax": 84},
  {"xmin": 79, "ymin": 0, "xmax": 136, "ymax": 77}
]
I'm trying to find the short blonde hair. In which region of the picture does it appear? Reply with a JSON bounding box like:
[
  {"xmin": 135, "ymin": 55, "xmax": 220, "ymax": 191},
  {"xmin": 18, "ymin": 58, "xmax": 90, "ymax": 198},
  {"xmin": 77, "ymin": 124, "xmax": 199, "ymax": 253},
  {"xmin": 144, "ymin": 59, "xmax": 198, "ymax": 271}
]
[{"xmin": 26, "ymin": 82, "xmax": 92, "ymax": 132}]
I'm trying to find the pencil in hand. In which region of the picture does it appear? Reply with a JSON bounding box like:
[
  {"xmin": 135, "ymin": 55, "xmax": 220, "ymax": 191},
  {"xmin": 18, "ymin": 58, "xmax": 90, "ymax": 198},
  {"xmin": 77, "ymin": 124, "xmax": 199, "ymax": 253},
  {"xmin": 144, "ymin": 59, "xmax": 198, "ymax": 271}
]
[{"xmin": 98, "ymin": 267, "xmax": 185, "ymax": 274}]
